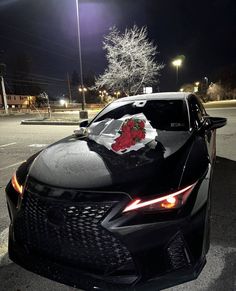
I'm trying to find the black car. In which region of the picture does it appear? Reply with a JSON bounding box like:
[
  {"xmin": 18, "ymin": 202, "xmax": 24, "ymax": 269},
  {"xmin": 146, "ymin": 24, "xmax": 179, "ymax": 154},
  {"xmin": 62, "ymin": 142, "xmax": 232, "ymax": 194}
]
[{"xmin": 6, "ymin": 92, "xmax": 226, "ymax": 290}]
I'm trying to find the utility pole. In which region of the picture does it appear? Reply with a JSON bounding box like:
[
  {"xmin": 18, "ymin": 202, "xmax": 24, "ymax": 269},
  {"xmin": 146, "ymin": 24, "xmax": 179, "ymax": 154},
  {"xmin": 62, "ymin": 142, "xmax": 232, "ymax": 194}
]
[
  {"xmin": 67, "ymin": 72, "xmax": 72, "ymax": 103},
  {"xmin": 0, "ymin": 61, "xmax": 8, "ymax": 114},
  {"xmin": 1, "ymin": 76, "xmax": 8, "ymax": 114}
]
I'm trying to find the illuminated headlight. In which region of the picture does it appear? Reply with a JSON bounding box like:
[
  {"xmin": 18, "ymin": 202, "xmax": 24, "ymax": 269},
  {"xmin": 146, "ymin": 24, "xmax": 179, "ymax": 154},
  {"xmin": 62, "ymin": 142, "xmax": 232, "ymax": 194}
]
[
  {"xmin": 11, "ymin": 173, "xmax": 23, "ymax": 197},
  {"xmin": 123, "ymin": 183, "xmax": 197, "ymax": 213}
]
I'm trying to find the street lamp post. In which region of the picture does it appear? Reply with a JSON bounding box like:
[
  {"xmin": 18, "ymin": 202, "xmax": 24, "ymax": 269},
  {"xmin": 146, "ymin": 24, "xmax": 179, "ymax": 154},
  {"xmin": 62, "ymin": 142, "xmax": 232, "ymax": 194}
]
[
  {"xmin": 75, "ymin": 0, "xmax": 87, "ymax": 117},
  {"xmin": 203, "ymin": 77, "xmax": 209, "ymax": 100},
  {"xmin": 172, "ymin": 58, "xmax": 182, "ymax": 85},
  {"xmin": 99, "ymin": 90, "xmax": 108, "ymax": 102},
  {"xmin": 79, "ymin": 86, "xmax": 87, "ymax": 104},
  {"xmin": 204, "ymin": 77, "xmax": 208, "ymax": 89},
  {"xmin": 114, "ymin": 91, "xmax": 121, "ymax": 98},
  {"xmin": 194, "ymin": 81, "xmax": 200, "ymax": 93}
]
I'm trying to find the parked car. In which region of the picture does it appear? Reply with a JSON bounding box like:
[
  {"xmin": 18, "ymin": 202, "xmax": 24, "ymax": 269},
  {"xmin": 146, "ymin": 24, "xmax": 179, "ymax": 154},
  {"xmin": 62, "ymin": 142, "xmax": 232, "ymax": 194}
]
[{"xmin": 6, "ymin": 92, "xmax": 226, "ymax": 290}]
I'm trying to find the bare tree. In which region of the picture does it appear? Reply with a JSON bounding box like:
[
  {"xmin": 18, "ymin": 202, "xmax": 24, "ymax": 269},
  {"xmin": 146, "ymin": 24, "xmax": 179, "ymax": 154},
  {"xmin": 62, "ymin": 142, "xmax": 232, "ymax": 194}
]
[
  {"xmin": 207, "ymin": 83, "xmax": 225, "ymax": 101},
  {"xmin": 95, "ymin": 26, "xmax": 164, "ymax": 96}
]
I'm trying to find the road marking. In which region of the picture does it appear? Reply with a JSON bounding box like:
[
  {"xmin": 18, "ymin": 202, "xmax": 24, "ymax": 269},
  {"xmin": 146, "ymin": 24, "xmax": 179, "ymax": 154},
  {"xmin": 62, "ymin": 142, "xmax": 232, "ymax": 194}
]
[
  {"xmin": 0, "ymin": 142, "xmax": 17, "ymax": 148},
  {"xmin": 28, "ymin": 144, "xmax": 48, "ymax": 148},
  {"xmin": 0, "ymin": 228, "xmax": 11, "ymax": 266},
  {"xmin": 0, "ymin": 161, "xmax": 25, "ymax": 171}
]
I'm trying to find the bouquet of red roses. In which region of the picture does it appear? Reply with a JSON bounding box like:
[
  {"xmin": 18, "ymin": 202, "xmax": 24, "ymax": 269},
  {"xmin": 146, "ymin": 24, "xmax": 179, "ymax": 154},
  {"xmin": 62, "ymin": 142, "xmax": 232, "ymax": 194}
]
[
  {"xmin": 111, "ymin": 118, "xmax": 146, "ymax": 152},
  {"xmin": 85, "ymin": 113, "xmax": 157, "ymax": 155}
]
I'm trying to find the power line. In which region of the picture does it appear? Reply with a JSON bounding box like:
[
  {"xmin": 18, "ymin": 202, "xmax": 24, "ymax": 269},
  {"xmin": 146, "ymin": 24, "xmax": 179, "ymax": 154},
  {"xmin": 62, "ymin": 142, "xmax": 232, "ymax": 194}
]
[
  {"xmin": 8, "ymin": 82, "xmax": 66, "ymax": 88},
  {"xmin": 10, "ymin": 71, "xmax": 66, "ymax": 82},
  {"xmin": 0, "ymin": 35, "xmax": 77, "ymax": 60},
  {"xmin": 0, "ymin": 23, "xmax": 77, "ymax": 54},
  {"xmin": 6, "ymin": 79, "xmax": 55, "ymax": 86},
  {"xmin": 6, "ymin": 78, "xmax": 66, "ymax": 86},
  {"xmin": 6, "ymin": 76, "xmax": 65, "ymax": 84}
]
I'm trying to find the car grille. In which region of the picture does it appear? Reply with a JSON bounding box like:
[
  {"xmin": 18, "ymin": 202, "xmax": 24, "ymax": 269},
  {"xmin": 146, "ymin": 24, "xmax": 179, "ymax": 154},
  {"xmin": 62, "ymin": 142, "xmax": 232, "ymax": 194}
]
[{"xmin": 14, "ymin": 190, "xmax": 135, "ymax": 275}]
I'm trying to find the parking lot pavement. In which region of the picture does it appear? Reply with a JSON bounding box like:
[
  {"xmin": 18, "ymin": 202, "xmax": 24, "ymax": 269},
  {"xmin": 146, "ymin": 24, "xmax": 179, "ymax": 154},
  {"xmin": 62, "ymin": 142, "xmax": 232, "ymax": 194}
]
[{"xmin": 0, "ymin": 108, "xmax": 236, "ymax": 290}]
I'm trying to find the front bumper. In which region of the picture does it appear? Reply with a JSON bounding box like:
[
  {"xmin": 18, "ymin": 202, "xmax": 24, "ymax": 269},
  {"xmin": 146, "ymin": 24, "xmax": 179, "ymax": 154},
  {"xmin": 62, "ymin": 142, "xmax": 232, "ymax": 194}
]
[
  {"xmin": 8, "ymin": 226, "xmax": 206, "ymax": 290},
  {"xmin": 6, "ymin": 178, "xmax": 209, "ymax": 290}
]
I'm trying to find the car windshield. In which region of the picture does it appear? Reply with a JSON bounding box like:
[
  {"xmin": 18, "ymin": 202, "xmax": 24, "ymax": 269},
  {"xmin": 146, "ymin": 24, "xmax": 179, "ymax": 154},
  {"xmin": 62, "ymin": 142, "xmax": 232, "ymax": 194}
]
[{"xmin": 91, "ymin": 99, "xmax": 189, "ymax": 131}]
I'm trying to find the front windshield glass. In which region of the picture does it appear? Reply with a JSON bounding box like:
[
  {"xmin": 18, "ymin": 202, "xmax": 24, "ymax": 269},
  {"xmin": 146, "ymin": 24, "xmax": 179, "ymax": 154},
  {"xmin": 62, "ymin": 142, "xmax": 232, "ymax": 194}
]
[{"xmin": 91, "ymin": 100, "xmax": 189, "ymax": 131}]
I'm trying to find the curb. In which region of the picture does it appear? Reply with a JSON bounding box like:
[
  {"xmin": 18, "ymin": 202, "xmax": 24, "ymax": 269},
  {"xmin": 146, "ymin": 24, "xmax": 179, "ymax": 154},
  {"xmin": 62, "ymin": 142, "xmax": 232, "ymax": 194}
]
[{"xmin": 21, "ymin": 119, "xmax": 80, "ymax": 126}]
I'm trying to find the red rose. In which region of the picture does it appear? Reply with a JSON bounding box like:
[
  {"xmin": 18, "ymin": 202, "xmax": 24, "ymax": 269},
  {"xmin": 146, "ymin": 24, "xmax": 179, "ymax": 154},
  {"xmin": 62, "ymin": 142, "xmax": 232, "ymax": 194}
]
[
  {"xmin": 141, "ymin": 131, "xmax": 145, "ymax": 139},
  {"xmin": 115, "ymin": 136, "xmax": 122, "ymax": 144},
  {"xmin": 112, "ymin": 117, "xmax": 146, "ymax": 152},
  {"xmin": 131, "ymin": 130, "xmax": 138, "ymax": 138},
  {"xmin": 126, "ymin": 119, "xmax": 135, "ymax": 128},
  {"xmin": 136, "ymin": 130, "xmax": 142, "ymax": 139},
  {"xmin": 121, "ymin": 136, "xmax": 131, "ymax": 148},
  {"xmin": 124, "ymin": 130, "xmax": 131, "ymax": 139},
  {"xmin": 139, "ymin": 120, "xmax": 145, "ymax": 129},
  {"xmin": 111, "ymin": 143, "xmax": 120, "ymax": 152},
  {"xmin": 131, "ymin": 139, "xmax": 136, "ymax": 145},
  {"xmin": 122, "ymin": 124, "xmax": 130, "ymax": 133}
]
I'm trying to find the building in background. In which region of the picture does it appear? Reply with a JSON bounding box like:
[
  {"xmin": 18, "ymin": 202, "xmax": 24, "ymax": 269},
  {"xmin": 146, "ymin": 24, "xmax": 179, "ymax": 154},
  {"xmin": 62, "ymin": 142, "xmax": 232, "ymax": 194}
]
[{"xmin": 0, "ymin": 94, "xmax": 36, "ymax": 108}]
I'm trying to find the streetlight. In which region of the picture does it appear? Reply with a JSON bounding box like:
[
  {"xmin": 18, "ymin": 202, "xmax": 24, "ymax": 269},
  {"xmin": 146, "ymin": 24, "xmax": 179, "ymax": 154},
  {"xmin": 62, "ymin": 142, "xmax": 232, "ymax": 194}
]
[
  {"xmin": 194, "ymin": 82, "xmax": 200, "ymax": 93},
  {"xmin": 114, "ymin": 91, "xmax": 121, "ymax": 98},
  {"xmin": 79, "ymin": 87, "xmax": 87, "ymax": 93},
  {"xmin": 172, "ymin": 58, "xmax": 182, "ymax": 85},
  {"xmin": 79, "ymin": 87, "xmax": 87, "ymax": 104},
  {"xmin": 99, "ymin": 90, "xmax": 108, "ymax": 102}
]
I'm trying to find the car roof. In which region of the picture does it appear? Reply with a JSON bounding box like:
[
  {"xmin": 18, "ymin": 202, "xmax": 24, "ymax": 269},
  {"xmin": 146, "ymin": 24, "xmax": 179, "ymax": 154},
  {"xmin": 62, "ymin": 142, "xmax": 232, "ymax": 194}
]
[{"xmin": 113, "ymin": 92, "xmax": 191, "ymax": 102}]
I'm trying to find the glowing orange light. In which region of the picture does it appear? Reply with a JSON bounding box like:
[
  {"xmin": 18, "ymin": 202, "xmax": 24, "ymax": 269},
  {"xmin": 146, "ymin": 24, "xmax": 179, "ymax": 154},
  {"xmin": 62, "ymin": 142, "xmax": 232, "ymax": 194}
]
[
  {"xmin": 123, "ymin": 183, "xmax": 196, "ymax": 213},
  {"xmin": 161, "ymin": 196, "xmax": 177, "ymax": 209},
  {"xmin": 11, "ymin": 173, "xmax": 23, "ymax": 196}
]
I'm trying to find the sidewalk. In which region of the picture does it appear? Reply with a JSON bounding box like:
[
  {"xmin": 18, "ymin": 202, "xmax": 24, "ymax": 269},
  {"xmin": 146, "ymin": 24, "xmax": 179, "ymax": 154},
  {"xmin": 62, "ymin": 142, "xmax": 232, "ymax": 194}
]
[{"xmin": 204, "ymin": 99, "xmax": 236, "ymax": 108}]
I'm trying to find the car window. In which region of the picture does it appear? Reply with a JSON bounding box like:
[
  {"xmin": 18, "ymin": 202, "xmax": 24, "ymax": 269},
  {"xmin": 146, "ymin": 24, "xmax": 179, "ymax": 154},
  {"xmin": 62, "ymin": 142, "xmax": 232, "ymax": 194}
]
[
  {"xmin": 195, "ymin": 96, "xmax": 207, "ymax": 116},
  {"xmin": 91, "ymin": 100, "xmax": 189, "ymax": 131},
  {"xmin": 189, "ymin": 96, "xmax": 205, "ymax": 127}
]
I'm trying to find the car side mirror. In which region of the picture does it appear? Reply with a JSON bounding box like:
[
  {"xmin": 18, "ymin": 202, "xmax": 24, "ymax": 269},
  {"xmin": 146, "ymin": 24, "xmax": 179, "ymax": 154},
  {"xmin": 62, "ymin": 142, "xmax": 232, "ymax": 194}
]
[
  {"xmin": 79, "ymin": 119, "xmax": 89, "ymax": 128},
  {"xmin": 74, "ymin": 119, "xmax": 89, "ymax": 136},
  {"xmin": 204, "ymin": 117, "xmax": 227, "ymax": 130}
]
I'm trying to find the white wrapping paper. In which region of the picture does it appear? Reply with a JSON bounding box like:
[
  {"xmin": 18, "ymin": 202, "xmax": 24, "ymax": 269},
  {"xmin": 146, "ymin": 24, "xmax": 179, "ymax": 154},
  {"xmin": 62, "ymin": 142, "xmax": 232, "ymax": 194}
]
[{"xmin": 87, "ymin": 113, "xmax": 157, "ymax": 154}]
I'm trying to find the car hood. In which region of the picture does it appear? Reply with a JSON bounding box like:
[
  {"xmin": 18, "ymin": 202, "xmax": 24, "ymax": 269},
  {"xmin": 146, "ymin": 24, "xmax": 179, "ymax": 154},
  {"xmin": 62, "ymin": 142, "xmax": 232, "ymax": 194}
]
[{"xmin": 28, "ymin": 131, "xmax": 193, "ymax": 191}]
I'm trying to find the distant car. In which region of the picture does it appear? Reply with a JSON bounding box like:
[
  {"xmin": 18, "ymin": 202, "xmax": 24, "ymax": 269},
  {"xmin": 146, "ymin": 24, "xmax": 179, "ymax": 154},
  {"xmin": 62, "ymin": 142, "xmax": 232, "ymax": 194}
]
[{"xmin": 6, "ymin": 93, "xmax": 226, "ymax": 290}]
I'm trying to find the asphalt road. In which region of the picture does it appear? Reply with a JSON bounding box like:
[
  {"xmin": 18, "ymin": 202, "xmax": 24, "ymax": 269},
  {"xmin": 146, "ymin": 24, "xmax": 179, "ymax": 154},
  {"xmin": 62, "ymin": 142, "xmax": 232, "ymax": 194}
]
[{"xmin": 0, "ymin": 108, "xmax": 236, "ymax": 291}]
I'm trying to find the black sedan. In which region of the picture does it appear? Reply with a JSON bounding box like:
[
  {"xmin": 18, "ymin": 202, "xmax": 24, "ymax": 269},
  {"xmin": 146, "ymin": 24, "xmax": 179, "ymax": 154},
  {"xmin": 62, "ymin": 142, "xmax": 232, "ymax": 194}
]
[{"xmin": 6, "ymin": 92, "xmax": 226, "ymax": 290}]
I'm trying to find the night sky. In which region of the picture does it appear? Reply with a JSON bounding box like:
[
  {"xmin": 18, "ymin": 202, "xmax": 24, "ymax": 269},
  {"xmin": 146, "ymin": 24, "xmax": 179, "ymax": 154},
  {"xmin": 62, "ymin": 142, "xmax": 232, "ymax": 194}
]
[{"xmin": 0, "ymin": 0, "xmax": 235, "ymax": 97}]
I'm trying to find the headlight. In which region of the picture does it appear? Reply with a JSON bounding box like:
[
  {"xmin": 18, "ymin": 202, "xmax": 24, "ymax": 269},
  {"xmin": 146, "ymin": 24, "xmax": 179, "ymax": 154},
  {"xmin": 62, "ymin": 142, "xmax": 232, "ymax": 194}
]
[
  {"xmin": 123, "ymin": 182, "xmax": 197, "ymax": 213},
  {"xmin": 11, "ymin": 173, "xmax": 23, "ymax": 197},
  {"xmin": 9, "ymin": 151, "xmax": 41, "ymax": 197}
]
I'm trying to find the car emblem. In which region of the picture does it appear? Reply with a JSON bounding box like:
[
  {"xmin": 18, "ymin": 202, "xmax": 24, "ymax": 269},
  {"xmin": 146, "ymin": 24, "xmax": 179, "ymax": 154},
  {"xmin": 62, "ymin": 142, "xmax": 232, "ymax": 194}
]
[{"xmin": 46, "ymin": 207, "xmax": 65, "ymax": 227}]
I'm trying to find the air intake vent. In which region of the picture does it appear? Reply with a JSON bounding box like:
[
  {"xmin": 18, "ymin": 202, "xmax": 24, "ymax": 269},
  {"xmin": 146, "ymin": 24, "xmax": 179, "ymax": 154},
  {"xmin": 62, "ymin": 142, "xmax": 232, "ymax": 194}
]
[{"xmin": 166, "ymin": 233, "xmax": 191, "ymax": 270}]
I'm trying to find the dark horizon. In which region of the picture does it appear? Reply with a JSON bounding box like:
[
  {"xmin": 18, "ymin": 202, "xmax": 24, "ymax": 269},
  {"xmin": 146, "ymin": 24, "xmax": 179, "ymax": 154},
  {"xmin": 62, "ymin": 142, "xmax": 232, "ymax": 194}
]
[{"xmin": 0, "ymin": 0, "xmax": 235, "ymax": 98}]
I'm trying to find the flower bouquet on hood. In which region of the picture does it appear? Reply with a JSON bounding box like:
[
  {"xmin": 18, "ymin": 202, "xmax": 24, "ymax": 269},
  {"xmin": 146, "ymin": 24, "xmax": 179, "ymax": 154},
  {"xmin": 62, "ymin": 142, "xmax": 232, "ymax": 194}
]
[{"xmin": 87, "ymin": 113, "xmax": 157, "ymax": 154}]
